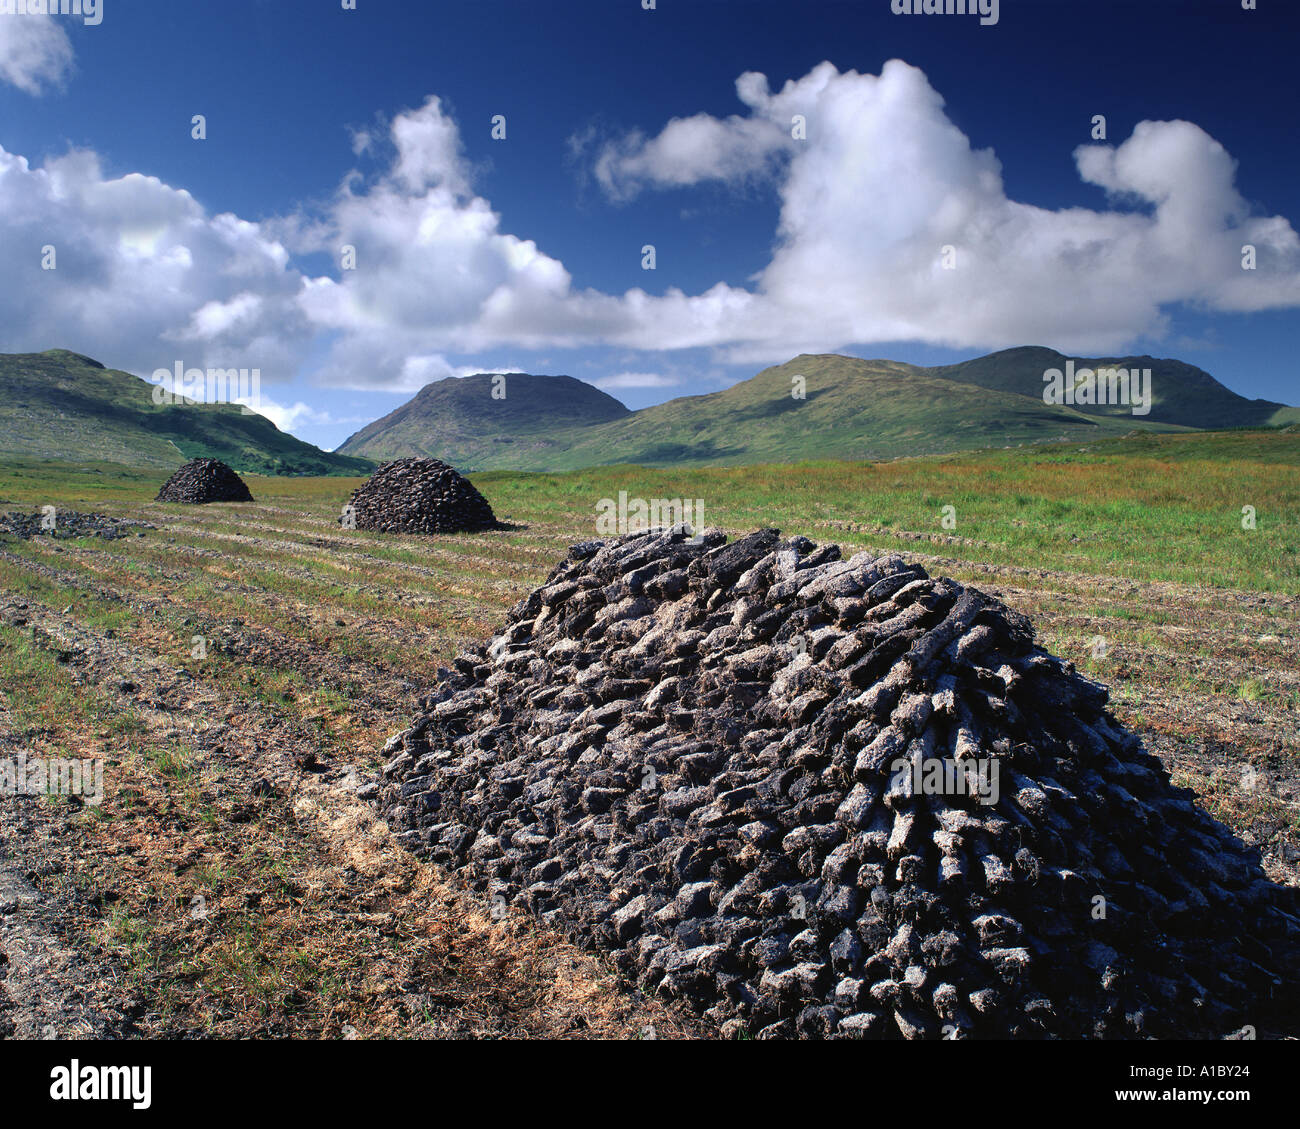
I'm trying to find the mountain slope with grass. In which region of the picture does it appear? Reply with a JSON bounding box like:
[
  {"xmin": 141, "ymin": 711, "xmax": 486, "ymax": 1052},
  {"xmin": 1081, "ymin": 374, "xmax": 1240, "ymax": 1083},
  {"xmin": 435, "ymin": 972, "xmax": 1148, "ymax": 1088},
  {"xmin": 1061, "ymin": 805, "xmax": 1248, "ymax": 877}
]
[
  {"xmin": 0, "ymin": 351, "xmax": 373, "ymax": 476},
  {"xmin": 339, "ymin": 349, "xmax": 1296, "ymax": 471},
  {"xmin": 539, "ymin": 354, "xmax": 1184, "ymax": 470},
  {"xmin": 336, "ymin": 372, "xmax": 631, "ymax": 465},
  {"xmin": 930, "ymin": 345, "xmax": 1300, "ymax": 430}
]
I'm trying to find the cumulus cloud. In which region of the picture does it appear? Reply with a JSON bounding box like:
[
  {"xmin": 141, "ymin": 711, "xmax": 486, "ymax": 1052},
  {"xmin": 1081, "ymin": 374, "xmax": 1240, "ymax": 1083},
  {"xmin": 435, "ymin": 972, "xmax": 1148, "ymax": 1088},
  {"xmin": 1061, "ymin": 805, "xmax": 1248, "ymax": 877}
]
[
  {"xmin": 0, "ymin": 144, "xmax": 311, "ymax": 379},
  {"xmin": 294, "ymin": 96, "xmax": 643, "ymax": 386},
  {"xmin": 349, "ymin": 128, "xmax": 373, "ymax": 157},
  {"xmin": 398, "ymin": 353, "xmax": 523, "ymax": 392},
  {"xmin": 301, "ymin": 62, "xmax": 1300, "ymax": 383},
  {"xmin": 1, "ymin": 60, "xmax": 1296, "ymax": 406},
  {"xmin": 238, "ymin": 396, "xmax": 372, "ymax": 435},
  {"xmin": 592, "ymin": 79, "xmax": 793, "ymax": 201},
  {"xmin": 1073, "ymin": 120, "xmax": 1299, "ymax": 315},
  {"xmin": 389, "ymin": 95, "xmax": 470, "ymax": 196},
  {"xmin": 0, "ymin": 12, "xmax": 73, "ymax": 94},
  {"xmin": 239, "ymin": 397, "xmax": 325, "ymax": 433},
  {"xmin": 585, "ymin": 60, "xmax": 1300, "ymax": 357}
]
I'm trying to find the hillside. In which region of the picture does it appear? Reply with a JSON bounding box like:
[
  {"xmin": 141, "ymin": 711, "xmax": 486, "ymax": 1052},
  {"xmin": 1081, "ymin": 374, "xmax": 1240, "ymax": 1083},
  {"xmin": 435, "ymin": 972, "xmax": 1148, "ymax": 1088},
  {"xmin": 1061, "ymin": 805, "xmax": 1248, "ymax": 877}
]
[
  {"xmin": 336, "ymin": 372, "xmax": 630, "ymax": 464},
  {"xmin": 0, "ymin": 351, "xmax": 373, "ymax": 476},
  {"xmin": 930, "ymin": 346, "xmax": 1300, "ymax": 430},
  {"xmin": 8, "ymin": 347, "xmax": 1291, "ymax": 476},
  {"xmin": 543, "ymin": 355, "xmax": 1184, "ymax": 470},
  {"xmin": 338, "ymin": 349, "xmax": 1296, "ymax": 471}
]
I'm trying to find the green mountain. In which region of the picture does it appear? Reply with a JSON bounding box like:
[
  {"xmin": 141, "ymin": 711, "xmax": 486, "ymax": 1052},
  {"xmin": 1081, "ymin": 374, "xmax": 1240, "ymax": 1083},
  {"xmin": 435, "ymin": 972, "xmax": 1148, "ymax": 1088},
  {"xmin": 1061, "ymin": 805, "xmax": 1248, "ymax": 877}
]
[
  {"xmin": 339, "ymin": 348, "xmax": 1298, "ymax": 471},
  {"xmin": 0, "ymin": 350, "xmax": 374, "ymax": 476},
  {"xmin": 336, "ymin": 372, "xmax": 631, "ymax": 465},
  {"xmin": 930, "ymin": 346, "xmax": 1300, "ymax": 430},
  {"xmin": 9, "ymin": 346, "xmax": 1288, "ymax": 477}
]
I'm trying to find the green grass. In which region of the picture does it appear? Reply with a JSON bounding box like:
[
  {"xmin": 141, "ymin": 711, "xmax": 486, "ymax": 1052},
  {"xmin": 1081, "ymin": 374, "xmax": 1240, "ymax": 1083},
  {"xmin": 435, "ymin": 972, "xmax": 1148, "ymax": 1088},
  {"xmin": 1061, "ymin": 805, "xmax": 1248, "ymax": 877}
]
[
  {"xmin": 0, "ymin": 625, "xmax": 113, "ymax": 734},
  {"xmin": 2, "ymin": 427, "xmax": 1296, "ymax": 592},
  {"xmin": 0, "ymin": 432, "xmax": 1292, "ymax": 1041},
  {"xmin": 1237, "ymin": 678, "xmax": 1268, "ymax": 702},
  {"xmin": 473, "ymin": 431, "xmax": 1299, "ymax": 591}
]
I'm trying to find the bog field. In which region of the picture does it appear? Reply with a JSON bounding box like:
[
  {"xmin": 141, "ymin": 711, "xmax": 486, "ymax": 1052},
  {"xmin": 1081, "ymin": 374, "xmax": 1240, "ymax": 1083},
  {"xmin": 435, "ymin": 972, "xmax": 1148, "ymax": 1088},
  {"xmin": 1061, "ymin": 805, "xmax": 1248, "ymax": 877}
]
[{"xmin": 1, "ymin": 428, "xmax": 1297, "ymax": 1039}]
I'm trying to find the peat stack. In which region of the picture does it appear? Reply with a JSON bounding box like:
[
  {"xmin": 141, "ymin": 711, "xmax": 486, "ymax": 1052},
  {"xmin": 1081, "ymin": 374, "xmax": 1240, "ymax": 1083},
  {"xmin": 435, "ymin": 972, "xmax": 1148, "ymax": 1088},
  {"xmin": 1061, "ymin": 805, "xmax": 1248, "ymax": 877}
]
[
  {"xmin": 344, "ymin": 458, "xmax": 497, "ymax": 535},
  {"xmin": 376, "ymin": 528, "xmax": 1298, "ymax": 1039},
  {"xmin": 0, "ymin": 512, "xmax": 153, "ymax": 540},
  {"xmin": 155, "ymin": 458, "xmax": 254, "ymax": 504}
]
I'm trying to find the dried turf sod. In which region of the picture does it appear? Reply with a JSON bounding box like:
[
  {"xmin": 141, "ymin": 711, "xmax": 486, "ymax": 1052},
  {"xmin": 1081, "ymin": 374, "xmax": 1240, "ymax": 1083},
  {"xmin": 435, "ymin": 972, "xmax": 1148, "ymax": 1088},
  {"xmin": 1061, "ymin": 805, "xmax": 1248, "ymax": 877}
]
[
  {"xmin": 154, "ymin": 458, "xmax": 254, "ymax": 504},
  {"xmin": 378, "ymin": 528, "xmax": 1299, "ymax": 1039},
  {"xmin": 342, "ymin": 458, "xmax": 497, "ymax": 535}
]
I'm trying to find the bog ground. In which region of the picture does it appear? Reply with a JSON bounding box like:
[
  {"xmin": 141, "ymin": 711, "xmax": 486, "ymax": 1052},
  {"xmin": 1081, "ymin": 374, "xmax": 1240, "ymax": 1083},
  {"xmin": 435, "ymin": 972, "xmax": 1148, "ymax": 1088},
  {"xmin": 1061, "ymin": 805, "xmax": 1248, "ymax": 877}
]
[{"xmin": 0, "ymin": 430, "xmax": 1296, "ymax": 1039}]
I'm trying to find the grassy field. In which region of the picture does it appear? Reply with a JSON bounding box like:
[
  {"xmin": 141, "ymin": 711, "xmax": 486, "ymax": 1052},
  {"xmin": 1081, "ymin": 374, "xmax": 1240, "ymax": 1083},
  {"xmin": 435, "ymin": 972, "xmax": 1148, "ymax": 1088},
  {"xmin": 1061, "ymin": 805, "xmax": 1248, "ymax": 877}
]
[{"xmin": 0, "ymin": 429, "xmax": 1296, "ymax": 1038}]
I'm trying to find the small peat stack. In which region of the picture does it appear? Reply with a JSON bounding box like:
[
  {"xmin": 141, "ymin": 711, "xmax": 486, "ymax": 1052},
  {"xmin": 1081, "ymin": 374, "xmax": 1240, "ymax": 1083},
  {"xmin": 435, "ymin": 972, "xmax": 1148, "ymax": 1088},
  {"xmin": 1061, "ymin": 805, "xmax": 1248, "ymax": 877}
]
[
  {"xmin": 0, "ymin": 512, "xmax": 152, "ymax": 540},
  {"xmin": 344, "ymin": 458, "xmax": 497, "ymax": 535},
  {"xmin": 155, "ymin": 458, "xmax": 254, "ymax": 504},
  {"xmin": 375, "ymin": 528, "xmax": 1299, "ymax": 1039}
]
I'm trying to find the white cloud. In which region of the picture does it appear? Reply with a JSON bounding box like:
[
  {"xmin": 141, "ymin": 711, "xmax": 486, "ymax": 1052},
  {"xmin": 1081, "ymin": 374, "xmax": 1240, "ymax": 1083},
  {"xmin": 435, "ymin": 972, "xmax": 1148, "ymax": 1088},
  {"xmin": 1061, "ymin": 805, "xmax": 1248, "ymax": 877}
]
[
  {"xmin": 182, "ymin": 292, "xmax": 264, "ymax": 340},
  {"xmin": 594, "ymin": 371, "xmax": 680, "ymax": 390},
  {"xmin": 237, "ymin": 397, "xmax": 327, "ymax": 433},
  {"xmin": 390, "ymin": 95, "xmax": 470, "ymax": 195},
  {"xmin": 230, "ymin": 393, "xmax": 374, "ymax": 435},
  {"xmin": 398, "ymin": 353, "xmax": 524, "ymax": 392},
  {"xmin": 293, "ymin": 96, "xmax": 637, "ymax": 386},
  {"xmin": 0, "ymin": 144, "xmax": 311, "ymax": 380},
  {"xmin": 349, "ymin": 128, "xmax": 373, "ymax": 157},
  {"xmin": 0, "ymin": 60, "xmax": 1296, "ymax": 408},
  {"xmin": 593, "ymin": 100, "xmax": 792, "ymax": 200},
  {"xmin": 299, "ymin": 62, "xmax": 1300, "ymax": 382},
  {"xmin": 0, "ymin": 13, "xmax": 73, "ymax": 94},
  {"xmin": 586, "ymin": 60, "xmax": 1300, "ymax": 357}
]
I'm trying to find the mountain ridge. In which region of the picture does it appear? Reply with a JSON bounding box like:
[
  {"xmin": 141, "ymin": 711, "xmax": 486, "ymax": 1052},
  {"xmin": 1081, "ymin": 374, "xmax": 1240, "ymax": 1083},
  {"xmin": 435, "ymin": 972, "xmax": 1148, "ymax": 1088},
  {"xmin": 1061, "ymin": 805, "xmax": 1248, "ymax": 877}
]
[
  {"xmin": 337, "ymin": 346, "xmax": 1299, "ymax": 471},
  {"xmin": 0, "ymin": 350, "xmax": 374, "ymax": 476},
  {"xmin": 4, "ymin": 346, "xmax": 1294, "ymax": 476},
  {"xmin": 336, "ymin": 372, "xmax": 630, "ymax": 466}
]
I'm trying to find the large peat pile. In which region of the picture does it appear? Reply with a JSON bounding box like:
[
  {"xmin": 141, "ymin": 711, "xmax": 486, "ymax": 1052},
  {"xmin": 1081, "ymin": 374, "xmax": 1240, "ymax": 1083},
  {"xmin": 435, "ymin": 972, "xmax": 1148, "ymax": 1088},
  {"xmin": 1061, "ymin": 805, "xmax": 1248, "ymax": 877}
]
[
  {"xmin": 344, "ymin": 458, "xmax": 497, "ymax": 535},
  {"xmin": 377, "ymin": 528, "xmax": 1298, "ymax": 1038},
  {"xmin": 155, "ymin": 458, "xmax": 254, "ymax": 503}
]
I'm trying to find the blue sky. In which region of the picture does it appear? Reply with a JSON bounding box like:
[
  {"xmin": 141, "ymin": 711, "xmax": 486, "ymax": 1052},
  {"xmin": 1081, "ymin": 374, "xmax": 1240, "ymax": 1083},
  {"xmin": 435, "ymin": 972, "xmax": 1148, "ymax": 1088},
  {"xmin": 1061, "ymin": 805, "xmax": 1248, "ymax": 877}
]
[{"xmin": 1, "ymin": 0, "xmax": 1297, "ymax": 451}]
